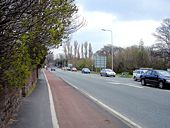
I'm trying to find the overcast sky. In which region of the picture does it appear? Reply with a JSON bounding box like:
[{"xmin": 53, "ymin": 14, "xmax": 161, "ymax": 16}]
[{"xmin": 54, "ymin": 0, "xmax": 170, "ymax": 55}]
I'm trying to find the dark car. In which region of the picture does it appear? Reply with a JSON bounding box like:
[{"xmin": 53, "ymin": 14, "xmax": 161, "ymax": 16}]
[
  {"xmin": 140, "ymin": 69, "xmax": 170, "ymax": 89},
  {"xmin": 100, "ymin": 69, "xmax": 116, "ymax": 77},
  {"xmin": 51, "ymin": 67, "xmax": 56, "ymax": 71},
  {"xmin": 82, "ymin": 68, "xmax": 90, "ymax": 74}
]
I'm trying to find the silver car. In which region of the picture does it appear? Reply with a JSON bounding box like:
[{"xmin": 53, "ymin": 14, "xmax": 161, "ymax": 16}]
[
  {"xmin": 100, "ymin": 69, "xmax": 116, "ymax": 77},
  {"xmin": 134, "ymin": 70, "xmax": 148, "ymax": 81}
]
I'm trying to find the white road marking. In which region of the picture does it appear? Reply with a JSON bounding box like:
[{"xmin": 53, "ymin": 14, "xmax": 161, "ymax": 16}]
[
  {"xmin": 43, "ymin": 70, "xmax": 59, "ymax": 128},
  {"xmin": 63, "ymin": 79, "xmax": 142, "ymax": 128},
  {"xmin": 108, "ymin": 82, "xmax": 143, "ymax": 88},
  {"xmin": 109, "ymin": 82, "xmax": 122, "ymax": 84},
  {"xmin": 162, "ymin": 90, "xmax": 170, "ymax": 92}
]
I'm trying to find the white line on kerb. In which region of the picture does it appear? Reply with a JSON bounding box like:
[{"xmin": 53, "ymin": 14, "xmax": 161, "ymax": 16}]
[
  {"xmin": 43, "ymin": 70, "xmax": 59, "ymax": 128},
  {"xmin": 64, "ymin": 79, "xmax": 142, "ymax": 128}
]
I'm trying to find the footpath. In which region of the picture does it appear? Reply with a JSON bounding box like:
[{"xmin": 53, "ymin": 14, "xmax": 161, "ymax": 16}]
[
  {"xmin": 10, "ymin": 70, "xmax": 53, "ymax": 128},
  {"xmin": 10, "ymin": 70, "xmax": 130, "ymax": 128}
]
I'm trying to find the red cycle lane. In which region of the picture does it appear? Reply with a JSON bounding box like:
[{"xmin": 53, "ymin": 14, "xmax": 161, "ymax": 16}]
[{"xmin": 44, "ymin": 71, "xmax": 130, "ymax": 128}]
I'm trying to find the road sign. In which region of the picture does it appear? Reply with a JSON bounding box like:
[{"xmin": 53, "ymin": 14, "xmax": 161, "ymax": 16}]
[{"xmin": 94, "ymin": 56, "xmax": 106, "ymax": 68}]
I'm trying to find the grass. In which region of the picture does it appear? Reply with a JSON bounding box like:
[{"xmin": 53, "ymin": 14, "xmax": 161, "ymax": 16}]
[
  {"xmin": 26, "ymin": 81, "xmax": 37, "ymax": 96},
  {"xmin": 117, "ymin": 73, "xmax": 133, "ymax": 78}
]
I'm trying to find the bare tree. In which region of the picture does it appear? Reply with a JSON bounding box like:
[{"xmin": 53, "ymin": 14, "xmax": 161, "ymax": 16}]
[
  {"xmin": 65, "ymin": 40, "xmax": 71, "ymax": 59},
  {"xmin": 84, "ymin": 42, "xmax": 88, "ymax": 58},
  {"xmin": 74, "ymin": 40, "xmax": 78, "ymax": 58},
  {"xmin": 81, "ymin": 43, "xmax": 84, "ymax": 58},
  {"xmin": 153, "ymin": 18, "xmax": 170, "ymax": 61},
  {"xmin": 63, "ymin": 44, "xmax": 68, "ymax": 59},
  {"xmin": 45, "ymin": 53, "xmax": 54, "ymax": 65},
  {"xmin": 77, "ymin": 45, "xmax": 80, "ymax": 59},
  {"xmin": 70, "ymin": 45, "xmax": 73, "ymax": 59},
  {"xmin": 89, "ymin": 43, "xmax": 93, "ymax": 59}
]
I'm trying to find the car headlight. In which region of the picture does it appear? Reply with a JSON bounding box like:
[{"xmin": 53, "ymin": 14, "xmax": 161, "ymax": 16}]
[{"xmin": 166, "ymin": 79, "xmax": 170, "ymax": 83}]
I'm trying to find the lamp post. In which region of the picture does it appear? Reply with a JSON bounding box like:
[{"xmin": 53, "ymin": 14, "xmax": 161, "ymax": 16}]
[{"xmin": 101, "ymin": 29, "xmax": 114, "ymax": 71}]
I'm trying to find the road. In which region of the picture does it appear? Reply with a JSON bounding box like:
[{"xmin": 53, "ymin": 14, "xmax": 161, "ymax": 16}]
[{"xmin": 52, "ymin": 69, "xmax": 170, "ymax": 128}]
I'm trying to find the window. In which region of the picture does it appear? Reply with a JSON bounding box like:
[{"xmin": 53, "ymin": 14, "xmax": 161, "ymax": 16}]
[
  {"xmin": 146, "ymin": 70, "xmax": 152, "ymax": 75},
  {"xmin": 152, "ymin": 71, "xmax": 158, "ymax": 76}
]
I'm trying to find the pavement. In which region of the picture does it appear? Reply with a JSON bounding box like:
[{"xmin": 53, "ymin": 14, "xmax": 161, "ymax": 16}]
[
  {"xmin": 10, "ymin": 70, "xmax": 129, "ymax": 128},
  {"xmin": 10, "ymin": 70, "xmax": 53, "ymax": 128}
]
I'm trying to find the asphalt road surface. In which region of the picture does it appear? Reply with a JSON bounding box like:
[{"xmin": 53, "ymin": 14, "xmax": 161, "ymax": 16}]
[{"xmin": 52, "ymin": 68, "xmax": 170, "ymax": 128}]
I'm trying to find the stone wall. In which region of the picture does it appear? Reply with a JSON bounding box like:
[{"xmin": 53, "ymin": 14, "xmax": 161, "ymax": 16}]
[
  {"xmin": 0, "ymin": 88, "xmax": 22, "ymax": 128},
  {"xmin": 0, "ymin": 69, "xmax": 38, "ymax": 128},
  {"xmin": 22, "ymin": 70, "xmax": 38, "ymax": 97}
]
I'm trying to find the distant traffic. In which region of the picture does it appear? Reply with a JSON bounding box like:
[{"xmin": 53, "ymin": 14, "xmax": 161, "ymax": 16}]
[{"xmin": 48, "ymin": 65, "xmax": 170, "ymax": 90}]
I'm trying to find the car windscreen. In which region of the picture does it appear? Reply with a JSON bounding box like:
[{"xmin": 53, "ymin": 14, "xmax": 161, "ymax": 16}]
[
  {"xmin": 157, "ymin": 70, "xmax": 170, "ymax": 77},
  {"xmin": 105, "ymin": 69, "xmax": 113, "ymax": 72},
  {"xmin": 140, "ymin": 70, "xmax": 148, "ymax": 74},
  {"xmin": 84, "ymin": 68, "xmax": 90, "ymax": 71}
]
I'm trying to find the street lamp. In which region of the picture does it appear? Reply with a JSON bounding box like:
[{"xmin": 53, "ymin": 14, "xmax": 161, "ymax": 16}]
[{"xmin": 101, "ymin": 29, "xmax": 114, "ymax": 71}]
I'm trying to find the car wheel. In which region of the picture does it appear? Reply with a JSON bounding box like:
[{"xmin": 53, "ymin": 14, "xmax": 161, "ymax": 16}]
[
  {"xmin": 106, "ymin": 74, "xmax": 108, "ymax": 77},
  {"xmin": 141, "ymin": 79, "xmax": 146, "ymax": 86},
  {"xmin": 158, "ymin": 81, "xmax": 164, "ymax": 89},
  {"xmin": 134, "ymin": 77, "xmax": 137, "ymax": 81}
]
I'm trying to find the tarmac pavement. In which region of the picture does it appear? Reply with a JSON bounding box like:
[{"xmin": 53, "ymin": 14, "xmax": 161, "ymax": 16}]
[{"xmin": 10, "ymin": 70, "xmax": 53, "ymax": 128}]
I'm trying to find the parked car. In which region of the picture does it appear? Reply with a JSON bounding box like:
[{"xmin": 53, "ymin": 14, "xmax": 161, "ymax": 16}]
[
  {"xmin": 100, "ymin": 69, "xmax": 116, "ymax": 77},
  {"xmin": 133, "ymin": 68, "xmax": 151, "ymax": 81},
  {"xmin": 140, "ymin": 69, "xmax": 170, "ymax": 89},
  {"xmin": 134, "ymin": 69, "xmax": 148, "ymax": 81},
  {"xmin": 66, "ymin": 67, "xmax": 71, "ymax": 71},
  {"xmin": 62, "ymin": 67, "xmax": 67, "ymax": 70},
  {"xmin": 133, "ymin": 69, "xmax": 139, "ymax": 80},
  {"xmin": 71, "ymin": 67, "xmax": 77, "ymax": 72},
  {"xmin": 51, "ymin": 67, "xmax": 56, "ymax": 71},
  {"xmin": 82, "ymin": 68, "xmax": 91, "ymax": 74}
]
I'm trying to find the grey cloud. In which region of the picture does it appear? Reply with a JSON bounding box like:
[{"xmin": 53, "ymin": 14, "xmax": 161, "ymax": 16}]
[{"xmin": 77, "ymin": 0, "xmax": 170, "ymax": 20}]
